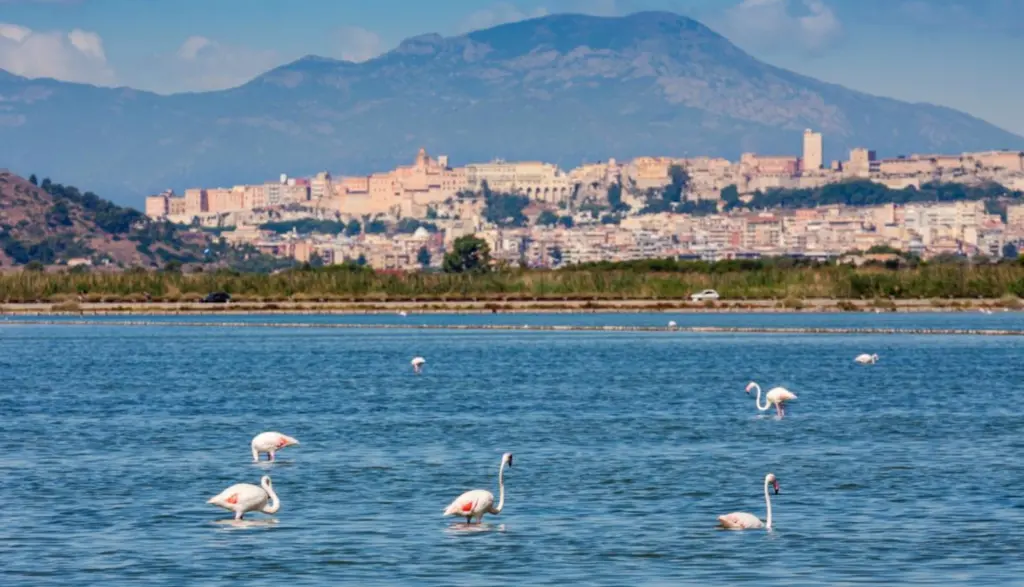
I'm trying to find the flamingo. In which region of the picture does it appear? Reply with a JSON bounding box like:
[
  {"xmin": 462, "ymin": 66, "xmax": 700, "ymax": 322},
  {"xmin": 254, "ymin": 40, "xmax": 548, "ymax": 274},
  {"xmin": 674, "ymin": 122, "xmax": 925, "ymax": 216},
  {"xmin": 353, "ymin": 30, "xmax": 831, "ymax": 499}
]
[
  {"xmin": 251, "ymin": 431, "xmax": 300, "ymax": 462},
  {"xmin": 854, "ymin": 353, "xmax": 879, "ymax": 364},
  {"xmin": 207, "ymin": 475, "xmax": 281, "ymax": 521},
  {"xmin": 746, "ymin": 381, "xmax": 797, "ymax": 418},
  {"xmin": 411, "ymin": 356, "xmax": 426, "ymax": 374},
  {"xmin": 668, "ymin": 320, "xmax": 677, "ymax": 328},
  {"xmin": 718, "ymin": 473, "xmax": 780, "ymax": 530},
  {"xmin": 443, "ymin": 452, "xmax": 513, "ymax": 524},
  {"xmin": 398, "ymin": 310, "xmax": 408, "ymax": 317}
]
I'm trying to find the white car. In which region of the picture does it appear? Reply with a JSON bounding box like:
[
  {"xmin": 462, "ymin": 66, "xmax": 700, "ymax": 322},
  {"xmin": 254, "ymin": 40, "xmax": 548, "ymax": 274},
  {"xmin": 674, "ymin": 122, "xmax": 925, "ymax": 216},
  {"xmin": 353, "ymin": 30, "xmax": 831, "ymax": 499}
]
[{"xmin": 690, "ymin": 289, "xmax": 720, "ymax": 302}]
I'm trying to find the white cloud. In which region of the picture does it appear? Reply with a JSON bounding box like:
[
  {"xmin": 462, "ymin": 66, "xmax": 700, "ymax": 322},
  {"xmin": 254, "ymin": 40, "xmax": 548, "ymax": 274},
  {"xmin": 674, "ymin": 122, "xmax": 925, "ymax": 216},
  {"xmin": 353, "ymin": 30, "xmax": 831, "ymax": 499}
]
[
  {"xmin": 458, "ymin": 2, "xmax": 550, "ymax": 33},
  {"xmin": 719, "ymin": 0, "xmax": 842, "ymax": 54},
  {"xmin": 68, "ymin": 28, "xmax": 105, "ymax": 60},
  {"xmin": 177, "ymin": 35, "xmax": 213, "ymax": 61},
  {"xmin": 146, "ymin": 36, "xmax": 281, "ymax": 93},
  {"xmin": 337, "ymin": 26, "xmax": 384, "ymax": 62},
  {"xmin": 0, "ymin": 22, "xmax": 115, "ymax": 85}
]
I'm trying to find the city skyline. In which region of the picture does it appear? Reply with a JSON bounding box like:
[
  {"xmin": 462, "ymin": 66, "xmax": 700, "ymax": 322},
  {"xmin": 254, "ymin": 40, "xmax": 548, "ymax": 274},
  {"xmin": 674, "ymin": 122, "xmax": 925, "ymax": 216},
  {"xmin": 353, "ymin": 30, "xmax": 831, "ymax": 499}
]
[{"xmin": 1, "ymin": 0, "xmax": 1023, "ymax": 137}]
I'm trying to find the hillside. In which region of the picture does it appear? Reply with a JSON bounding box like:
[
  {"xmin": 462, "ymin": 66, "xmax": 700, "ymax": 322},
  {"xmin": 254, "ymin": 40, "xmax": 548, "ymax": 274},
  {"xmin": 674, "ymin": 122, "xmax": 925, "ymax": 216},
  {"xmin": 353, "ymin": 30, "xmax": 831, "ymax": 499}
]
[
  {"xmin": 0, "ymin": 11, "xmax": 1022, "ymax": 205},
  {"xmin": 0, "ymin": 170, "xmax": 212, "ymax": 268}
]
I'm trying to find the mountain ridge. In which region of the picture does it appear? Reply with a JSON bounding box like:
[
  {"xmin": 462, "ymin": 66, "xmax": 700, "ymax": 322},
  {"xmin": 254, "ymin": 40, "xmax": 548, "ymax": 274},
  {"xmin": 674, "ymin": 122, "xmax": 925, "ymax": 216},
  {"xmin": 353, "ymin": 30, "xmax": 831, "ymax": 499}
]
[{"xmin": 0, "ymin": 11, "xmax": 1021, "ymax": 205}]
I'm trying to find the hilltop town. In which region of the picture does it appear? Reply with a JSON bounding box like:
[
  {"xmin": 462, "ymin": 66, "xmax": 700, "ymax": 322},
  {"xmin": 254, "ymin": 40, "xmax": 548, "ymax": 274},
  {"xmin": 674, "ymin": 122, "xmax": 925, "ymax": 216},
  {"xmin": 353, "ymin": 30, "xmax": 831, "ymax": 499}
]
[{"xmin": 145, "ymin": 130, "xmax": 1024, "ymax": 270}]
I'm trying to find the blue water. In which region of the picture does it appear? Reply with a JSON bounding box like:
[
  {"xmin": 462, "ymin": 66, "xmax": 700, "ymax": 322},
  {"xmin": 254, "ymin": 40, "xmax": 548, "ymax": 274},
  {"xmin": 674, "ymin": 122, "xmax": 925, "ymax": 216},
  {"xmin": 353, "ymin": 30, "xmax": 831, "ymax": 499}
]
[
  {"xmin": 17, "ymin": 308, "xmax": 1024, "ymax": 330},
  {"xmin": 1, "ymin": 314, "xmax": 1022, "ymax": 586}
]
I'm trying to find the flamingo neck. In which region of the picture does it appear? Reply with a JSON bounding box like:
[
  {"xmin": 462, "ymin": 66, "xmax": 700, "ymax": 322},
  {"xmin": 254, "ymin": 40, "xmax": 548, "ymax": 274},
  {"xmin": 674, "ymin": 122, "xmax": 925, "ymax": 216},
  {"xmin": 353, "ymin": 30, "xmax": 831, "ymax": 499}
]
[
  {"xmin": 763, "ymin": 477, "xmax": 773, "ymax": 531},
  {"xmin": 261, "ymin": 481, "xmax": 281, "ymax": 514},
  {"xmin": 490, "ymin": 462, "xmax": 507, "ymax": 514},
  {"xmin": 752, "ymin": 383, "xmax": 770, "ymax": 411}
]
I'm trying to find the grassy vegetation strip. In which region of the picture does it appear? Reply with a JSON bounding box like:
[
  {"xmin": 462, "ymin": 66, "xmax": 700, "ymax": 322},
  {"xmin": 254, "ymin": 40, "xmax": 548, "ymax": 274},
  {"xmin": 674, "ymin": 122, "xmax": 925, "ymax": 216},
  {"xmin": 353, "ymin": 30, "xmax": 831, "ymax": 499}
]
[{"xmin": 5, "ymin": 261, "xmax": 1024, "ymax": 303}]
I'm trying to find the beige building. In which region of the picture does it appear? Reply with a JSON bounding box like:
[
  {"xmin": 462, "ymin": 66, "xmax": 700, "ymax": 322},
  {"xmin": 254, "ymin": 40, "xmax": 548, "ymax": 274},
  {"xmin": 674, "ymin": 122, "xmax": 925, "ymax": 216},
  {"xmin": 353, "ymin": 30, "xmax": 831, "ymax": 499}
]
[
  {"xmin": 465, "ymin": 159, "xmax": 574, "ymax": 203},
  {"xmin": 802, "ymin": 129, "xmax": 823, "ymax": 172},
  {"xmin": 964, "ymin": 150, "xmax": 1024, "ymax": 172},
  {"xmin": 845, "ymin": 148, "xmax": 877, "ymax": 177},
  {"xmin": 144, "ymin": 190, "xmax": 173, "ymax": 219},
  {"xmin": 740, "ymin": 153, "xmax": 799, "ymax": 176}
]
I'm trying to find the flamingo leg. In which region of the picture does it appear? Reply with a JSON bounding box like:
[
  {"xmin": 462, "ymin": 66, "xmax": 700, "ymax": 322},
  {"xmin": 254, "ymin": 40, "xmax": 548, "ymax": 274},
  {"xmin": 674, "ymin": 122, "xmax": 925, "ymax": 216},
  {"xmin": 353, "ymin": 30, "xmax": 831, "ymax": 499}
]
[
  {"xmin": 235, "ymin": 510, "xmax": 244, "ymax": 521},
  {"xmin": 776, "ymin": 403, "xmax": 782, "ymax": 417},
  {"xmin": 269, "ymin": 451, "xmax": 276, "ymax": 462},
  {"xmin": 465, "ymin": 516, "xmax": 471, "ymax": 523}
]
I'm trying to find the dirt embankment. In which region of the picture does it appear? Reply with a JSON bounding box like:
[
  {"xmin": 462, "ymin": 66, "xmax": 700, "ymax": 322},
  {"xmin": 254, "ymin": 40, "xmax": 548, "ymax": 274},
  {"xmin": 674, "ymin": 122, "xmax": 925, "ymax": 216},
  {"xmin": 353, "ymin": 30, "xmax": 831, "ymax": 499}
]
[{"xmin": 3, "ymin": 298, "xmax": 1018, "ymax": 316}]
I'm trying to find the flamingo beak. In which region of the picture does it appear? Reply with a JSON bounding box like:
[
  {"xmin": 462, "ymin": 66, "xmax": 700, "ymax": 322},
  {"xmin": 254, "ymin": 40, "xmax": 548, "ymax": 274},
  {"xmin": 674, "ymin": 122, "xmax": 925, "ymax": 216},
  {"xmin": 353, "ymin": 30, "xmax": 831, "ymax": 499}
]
[
  {"xmin": 773, "ymin": 480, "xmax": 780, "ymax": 494},
  {"xmin": 507, "ymin": 455, "xmax": 513, "ymax": 467}
]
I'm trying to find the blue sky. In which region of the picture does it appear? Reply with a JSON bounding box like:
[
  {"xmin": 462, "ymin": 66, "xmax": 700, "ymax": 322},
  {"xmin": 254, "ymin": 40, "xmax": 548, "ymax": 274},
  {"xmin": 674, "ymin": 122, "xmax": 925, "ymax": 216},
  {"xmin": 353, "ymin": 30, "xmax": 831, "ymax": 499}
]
[{"xmin": 1, "ymin": 0, "xmax": 1022, "ymax": 136}]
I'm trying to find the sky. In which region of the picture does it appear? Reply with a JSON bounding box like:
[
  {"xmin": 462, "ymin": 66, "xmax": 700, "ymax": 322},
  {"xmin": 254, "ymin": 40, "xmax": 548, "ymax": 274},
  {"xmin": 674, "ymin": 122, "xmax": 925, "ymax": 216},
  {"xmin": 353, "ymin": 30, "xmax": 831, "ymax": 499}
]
[{"xmin": 1, "ymin": 0, "xmax": 1022, "ymax": 136}]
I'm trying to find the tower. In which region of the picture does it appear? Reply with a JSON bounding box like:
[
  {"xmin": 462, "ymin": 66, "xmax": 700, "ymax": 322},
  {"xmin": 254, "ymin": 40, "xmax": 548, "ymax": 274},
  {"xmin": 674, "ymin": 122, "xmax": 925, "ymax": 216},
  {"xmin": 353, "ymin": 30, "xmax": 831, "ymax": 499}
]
[{"xmin": 802, "ymin": 129, "xmax": 823, "ymax": 172}]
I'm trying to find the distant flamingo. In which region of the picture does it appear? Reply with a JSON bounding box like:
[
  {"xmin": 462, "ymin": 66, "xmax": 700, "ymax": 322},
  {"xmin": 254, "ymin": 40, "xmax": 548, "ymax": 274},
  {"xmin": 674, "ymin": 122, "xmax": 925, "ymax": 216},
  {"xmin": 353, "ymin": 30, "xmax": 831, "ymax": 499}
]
[
  {"xmin": 443, "ymin": 452, "xmax": 513, "ymax": 524},
  {"xmin": 398, "ymin": 310, "xmax": 408, "ymax": 317},
  {"xmin": 854, "ymin": 353, "xmax": 879, "ymax": 364},
  {"xmin": 411, "ymin": 356, "xmax": 426, "ymax": 374},
  {"xmin": 208, "ymin": 475, "xmax": 281, "ymax": 520},
  {"xmin": 251, "ymin": 431, "xmax": 299, "ymax": 462},
  {"xmin": 718, "ymin": 473, "xmax": 780, "ymax": 530},
  {"xmin": 668, "ymin": 320, "xmax": 677, "ymax": 328},
  {"xmin": 746, "ymin": 381, "xmax": 797, "ymax": 418}
]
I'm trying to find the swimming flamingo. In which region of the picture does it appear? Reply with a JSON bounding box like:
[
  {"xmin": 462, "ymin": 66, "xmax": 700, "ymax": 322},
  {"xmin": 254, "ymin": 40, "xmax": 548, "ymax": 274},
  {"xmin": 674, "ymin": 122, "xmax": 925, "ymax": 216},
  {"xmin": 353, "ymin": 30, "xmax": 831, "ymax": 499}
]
[
  {"xmin": 746, "ymin": 381, "xmax": 797, "ymax": 418},
  {"xmin": 251, "ymin": 431, "xmax": 299, "ymax": 462},
  {"xmin": 854, "ymin": 353, "xmax": 879, "ymax": 364},
  {"xmin": 443, "ymin": 452, "xmax": 513, "ymax": 524},
  {"xmin": 411, "ymin": 356, "xmax": 426, "ymax": 374},
  {"xmin": 207, "ymin": 475, "xmax": 281, "ymax": 520},
  {"xmin": 718, "ymin": 473, "xmax": 780, "ymax": 530}
]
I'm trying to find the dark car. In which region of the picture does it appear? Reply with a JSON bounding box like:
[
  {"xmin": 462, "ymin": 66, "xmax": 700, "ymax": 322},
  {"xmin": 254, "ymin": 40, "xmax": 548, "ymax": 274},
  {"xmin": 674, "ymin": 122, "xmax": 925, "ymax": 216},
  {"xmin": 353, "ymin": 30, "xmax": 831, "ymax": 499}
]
[{"xmin": 201, "ymin": 292, "xmax": 231, "ymax": 303}]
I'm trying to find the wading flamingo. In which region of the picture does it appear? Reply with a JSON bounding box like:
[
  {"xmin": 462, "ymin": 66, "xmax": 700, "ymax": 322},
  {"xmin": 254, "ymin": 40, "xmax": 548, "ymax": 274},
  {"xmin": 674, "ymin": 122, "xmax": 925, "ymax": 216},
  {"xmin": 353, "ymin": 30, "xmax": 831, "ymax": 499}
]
[
  {"xmin": 668, "ymin": 320, "xmax": 677, "ymax": 328},
  {"xmin": 443, "ymin": 452, "xmax": 513, "ymax": 524},
  {"xmin": 208, "ymin": 475, "xmax": 280, "ymax": 521},
  {"xmin": 854, "ymin": 353, "xmax": 879, "ymax": 364},
  {"xmin": 251, "ymin": 431, "xmax": 300, "ymax": 462},
  {"xmin": 718, "ymin": 473, "xmax": 780, "ymax": 530},
  {"xmin": 411, "ymin": 356, "xmax": 426, "ymax": 374},
  {"xmin": 746, "ymin": 381, "xmax": 797, "ymax": 418}
]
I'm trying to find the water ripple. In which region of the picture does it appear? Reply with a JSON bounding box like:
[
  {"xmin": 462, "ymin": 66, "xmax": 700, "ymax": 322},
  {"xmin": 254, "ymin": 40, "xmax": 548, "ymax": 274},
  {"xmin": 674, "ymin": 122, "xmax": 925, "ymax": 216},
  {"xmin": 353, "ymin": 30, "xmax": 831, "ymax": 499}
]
[{"xmin": 1, "ymin": 314, "xmax": 1022, "ymax": 585}]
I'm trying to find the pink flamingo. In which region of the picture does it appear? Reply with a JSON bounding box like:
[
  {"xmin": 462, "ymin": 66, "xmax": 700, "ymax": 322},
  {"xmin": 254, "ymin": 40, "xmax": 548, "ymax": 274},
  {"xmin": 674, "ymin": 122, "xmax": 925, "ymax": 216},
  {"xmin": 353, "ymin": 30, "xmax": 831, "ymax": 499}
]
[
  {"xmin": 718, "ymin": 473, "xmax": 780, "ymax": 530},
  {"xmin": 443, "ymin": 452, "xmax": 513, "ymax": 524}
]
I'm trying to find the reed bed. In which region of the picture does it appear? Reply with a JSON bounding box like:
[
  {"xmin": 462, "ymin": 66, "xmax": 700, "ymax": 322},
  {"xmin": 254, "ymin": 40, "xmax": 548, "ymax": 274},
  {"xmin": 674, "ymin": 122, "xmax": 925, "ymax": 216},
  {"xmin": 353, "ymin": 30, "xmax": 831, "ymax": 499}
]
[{"xmin": 2, "ymin": 262, "xmax": 1024, "ymax": 303}]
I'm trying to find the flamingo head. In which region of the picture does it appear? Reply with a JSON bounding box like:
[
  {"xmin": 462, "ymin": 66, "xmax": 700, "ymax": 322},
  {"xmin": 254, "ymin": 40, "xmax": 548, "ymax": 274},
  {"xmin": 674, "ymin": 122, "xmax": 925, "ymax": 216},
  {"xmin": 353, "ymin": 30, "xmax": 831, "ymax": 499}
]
[
  {"xmin": 745, "ymin": 382, "xmax": 757, "ymax": 394},
  {"xmin": 502, "ymin": 452, "xmax": 514, "ymax": 468},
  {"xmin": 767, "ymin": 473, "xmax": 779, "ymax": 494},
  {"xmin": 261, "ymin": 475, "xmax": 273, "ymax": 490},
  {"xmin": 872, "ymin": 354, "xmax": 879, "ymax": 361}
]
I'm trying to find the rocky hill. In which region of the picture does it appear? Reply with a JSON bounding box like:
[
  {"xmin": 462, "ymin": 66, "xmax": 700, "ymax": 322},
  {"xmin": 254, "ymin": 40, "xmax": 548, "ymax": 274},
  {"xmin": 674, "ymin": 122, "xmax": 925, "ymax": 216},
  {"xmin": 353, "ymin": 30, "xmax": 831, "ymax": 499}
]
[
  {"xmin": 0, "ymin": 11, "xmax": 1022, "ymax": 205},
  {"xmin": 0, "ymin": 170, "xmax": 211, "ymax": 268}
]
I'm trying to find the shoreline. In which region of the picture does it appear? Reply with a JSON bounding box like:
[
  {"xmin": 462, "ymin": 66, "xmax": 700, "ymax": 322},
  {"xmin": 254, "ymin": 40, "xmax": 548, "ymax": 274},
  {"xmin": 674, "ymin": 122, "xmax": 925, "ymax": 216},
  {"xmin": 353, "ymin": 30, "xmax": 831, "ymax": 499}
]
[
  {"xmin": 3, "ymin": 319, "xmax": 1021, "ymax": 336},
  {"xmin": 0, "ymin": 298, "xmax": 1018, "ymax": 316}
]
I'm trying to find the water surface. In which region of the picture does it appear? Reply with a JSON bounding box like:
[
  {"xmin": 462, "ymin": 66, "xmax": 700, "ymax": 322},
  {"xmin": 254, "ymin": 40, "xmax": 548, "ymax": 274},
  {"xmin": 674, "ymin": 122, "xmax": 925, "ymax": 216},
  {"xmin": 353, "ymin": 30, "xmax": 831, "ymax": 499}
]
[{"xmin": 1, "ymin": 314, "xmax": 1021, "ymax": 585}]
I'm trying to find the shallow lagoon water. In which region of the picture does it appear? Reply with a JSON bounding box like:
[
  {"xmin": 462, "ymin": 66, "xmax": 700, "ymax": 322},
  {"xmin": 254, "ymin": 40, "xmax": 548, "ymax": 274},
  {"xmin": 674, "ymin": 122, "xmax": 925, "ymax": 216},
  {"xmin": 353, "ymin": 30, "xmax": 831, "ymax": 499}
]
[{"xmin": 1, "ymin": 313, "xmax": 1022, "ymax": 585}]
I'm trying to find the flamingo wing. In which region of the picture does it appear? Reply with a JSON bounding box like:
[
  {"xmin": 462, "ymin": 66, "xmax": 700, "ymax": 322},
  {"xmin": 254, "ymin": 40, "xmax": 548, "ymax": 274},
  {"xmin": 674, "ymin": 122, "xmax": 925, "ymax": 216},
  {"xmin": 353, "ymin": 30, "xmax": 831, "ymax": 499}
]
[
  {"xmin": 717, "ymin": 512, "xmax": 764, "ymax": 529},
  {"xmin": 768, "ymin": 387, "xmax": 797, "ymax": 402},
  {"xmin": 443, "ymin": 489, "xmax": 493, "ymax": 517},
  {"xmin": 209, "ymin": 483, "xmax": 266, "ymax": 511}
]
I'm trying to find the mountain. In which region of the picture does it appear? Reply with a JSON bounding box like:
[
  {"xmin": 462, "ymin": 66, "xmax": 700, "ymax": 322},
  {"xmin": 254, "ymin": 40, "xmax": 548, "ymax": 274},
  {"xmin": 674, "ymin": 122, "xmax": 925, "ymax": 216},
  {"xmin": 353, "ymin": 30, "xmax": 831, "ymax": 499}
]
[
  {"xmin": 1, "ymin": 11, "xmax": 1022, "ymax": 205},
  {"xmin": 0, "ymin": 170, "xmax": 211, "ymax": 267}
]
